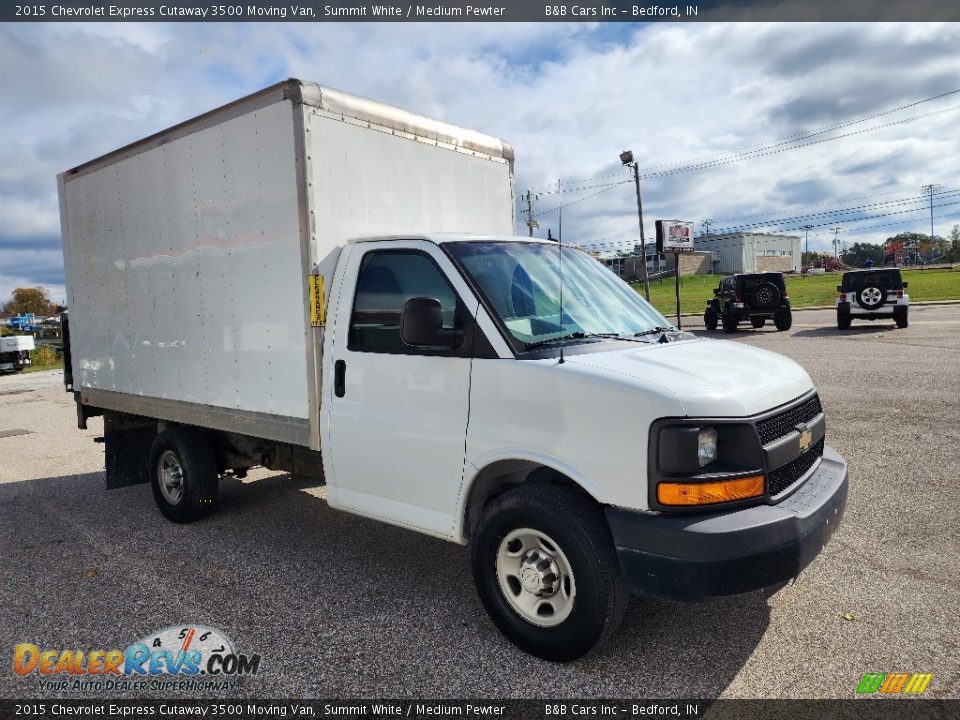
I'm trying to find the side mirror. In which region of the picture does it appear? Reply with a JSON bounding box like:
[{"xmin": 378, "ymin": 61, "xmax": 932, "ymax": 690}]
[
  {"xmin": 836, "ymin": 285, "xmax": 843, "ymax": 292},
  {"xmin": 902, "ymin": 282, "xmax": 908, "ymax": 289},
  {"xmin": 713, "ymin": 288, "xmax": 720, "ymax": 295},
  {"xmin": 401, "ymin": 297, "xmax": 462, "ymax": 347}
]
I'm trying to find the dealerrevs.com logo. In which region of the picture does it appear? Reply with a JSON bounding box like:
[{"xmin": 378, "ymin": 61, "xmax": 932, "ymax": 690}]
[{"xmin": 13, "ymin": 625, "xmax": 261, "ymax": 692}]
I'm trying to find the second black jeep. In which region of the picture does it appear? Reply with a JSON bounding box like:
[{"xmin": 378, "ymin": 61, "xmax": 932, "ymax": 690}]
[{"xmin": 704, "ymin": 272, "xmax": 792, "ymax": 333}]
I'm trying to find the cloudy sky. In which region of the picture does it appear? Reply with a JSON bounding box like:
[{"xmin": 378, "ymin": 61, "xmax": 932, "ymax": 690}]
[{"xmin": 3, "ymin": 21, "xmax": 960, "ymax": 304}]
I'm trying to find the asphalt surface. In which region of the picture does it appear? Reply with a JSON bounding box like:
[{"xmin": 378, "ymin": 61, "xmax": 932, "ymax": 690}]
[{"xmin": 1, "ymin": 306, "xmax": 958, "ymax": 700}]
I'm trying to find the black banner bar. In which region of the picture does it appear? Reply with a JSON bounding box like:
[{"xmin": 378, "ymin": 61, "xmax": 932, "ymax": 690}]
[
  {"xmin": 5, "ymin": 0, "xmax": 960, "ymax": 23},
  {"xmin": 1, "ymin": 700, "xmax": 958, "ymax": 720}
]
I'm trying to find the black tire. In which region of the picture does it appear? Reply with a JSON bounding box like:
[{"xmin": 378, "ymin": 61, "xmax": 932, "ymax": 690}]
[
  {"xmin": 748, "ymin": 282, "xmax": 780, "ymax": 311},
  {"xmin": 894, "ymin": 306, "xmax": 908, "ymax": 329},
  {"xmin": 704, "ymin": 307, "xmax": 718, "ymax": 331},
  {"xmin": 856, "ymin": 285, "xmax": 885, "ymax": 311},
  {"xmin": 722, "ymin": 314, "xmax": 738, "ymax": 333},
  {"xmin": 837, "ymin": 312, "xmax": 852, "ymax": 330},
  {"xmin": 471, "ymin": 482, "xmax": 628, "ymax": 662},
  {"xmin": 750, "ymin": 317, "xmax": 766, "ymax": 329},
  {"xmin": 149, "ymin": 427, "xmax": 219, "ymax": 523},
  {"xmin": 774, "ymin": 311, "xmax": 792, "ymax": 332}
]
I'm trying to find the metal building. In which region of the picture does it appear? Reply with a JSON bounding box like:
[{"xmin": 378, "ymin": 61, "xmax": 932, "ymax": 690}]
[{"xmin": 694, "ymin": 232, "xmax": 801, "ymax": 273}]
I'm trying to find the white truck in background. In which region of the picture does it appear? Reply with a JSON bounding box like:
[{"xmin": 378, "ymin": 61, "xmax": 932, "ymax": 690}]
[
  {"xmin": 0, "ymin": 335, "xmax": 35, "ymax": 372},
  {"xmin": 59, "ymin": 79, "xmax": 848, "ymax": 661}
]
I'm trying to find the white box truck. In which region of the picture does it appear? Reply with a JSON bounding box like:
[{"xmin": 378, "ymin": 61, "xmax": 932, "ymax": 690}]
[
  {"xmin": 59, "ymin": 79, "xmax": 848, "ymax": 661},
  {"xmin": 0, "ymin": 335, "xmax": 35, "ymax": 372}
]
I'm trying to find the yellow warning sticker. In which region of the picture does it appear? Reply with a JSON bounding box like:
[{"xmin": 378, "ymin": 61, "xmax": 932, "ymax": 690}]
[{"xmin": 309, "ymin": 275, "xmax": 325, "ymax": 327}]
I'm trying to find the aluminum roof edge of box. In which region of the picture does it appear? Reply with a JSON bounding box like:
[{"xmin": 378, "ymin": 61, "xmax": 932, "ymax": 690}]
[{"xmin": 60, "ymin": 78, "xmax": 515, "ymax": 182}]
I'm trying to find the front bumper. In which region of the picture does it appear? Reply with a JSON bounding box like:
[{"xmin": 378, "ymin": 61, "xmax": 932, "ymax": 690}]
[{"xmin": 607, "ymin": 445, "xmax": 848, "ymax": 601}]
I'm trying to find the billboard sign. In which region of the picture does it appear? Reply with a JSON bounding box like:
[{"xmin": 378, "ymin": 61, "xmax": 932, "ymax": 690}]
[{"xmin": 655, "ymin": 220, "xmax": 695, "ymax": 253}]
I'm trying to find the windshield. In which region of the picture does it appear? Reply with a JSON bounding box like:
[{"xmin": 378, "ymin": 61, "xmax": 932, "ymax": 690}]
[{"xmin": 445, "ymin": 241, "xmax": 673, "ymax": 350}]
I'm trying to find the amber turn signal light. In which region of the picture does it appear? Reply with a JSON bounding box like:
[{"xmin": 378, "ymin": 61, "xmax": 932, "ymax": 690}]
[{"xmin": 657, "ymin": 475, "xmax": 764, "ymax": 506}]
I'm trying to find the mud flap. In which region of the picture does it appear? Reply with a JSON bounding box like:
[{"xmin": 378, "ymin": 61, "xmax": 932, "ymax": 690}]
[{"xmin": 103, "ymin": 412, "xmax": 156, "ymax": 489}]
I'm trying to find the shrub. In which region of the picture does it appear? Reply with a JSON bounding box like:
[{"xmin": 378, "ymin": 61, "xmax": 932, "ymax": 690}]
[{"xmin": 31, "ymin": 344, "xmax": 60, "ymax": 367}]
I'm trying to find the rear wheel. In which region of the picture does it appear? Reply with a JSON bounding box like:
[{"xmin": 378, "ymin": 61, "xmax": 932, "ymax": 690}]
[
  {"xmin": 774, "ymin": 311, "xmax": 792, "ymax": 332},
  {"xmin": 894, "ymin": 306, "xmax": 908, "ymax": 328},
  {"xmin": 149, "ymin": 427, "xmax": 219, "ymax": 523},
  {"xmin": 471, "ymin": 482, "xmax": 628, "ymax": 662},
  {"xmin": 837, "ymin": 311, "xmax": 852, "ymax": 330},
  {"xmin": 704, "ymin": 307, "xmax": 718, "ymax": 331},
  {"xmin": 750, "ymin": 317, "xmax": 766, "ymax": 329},
  {"xmin": 722, "ymin": 314, "xmax": 738, "ymax": 333}
]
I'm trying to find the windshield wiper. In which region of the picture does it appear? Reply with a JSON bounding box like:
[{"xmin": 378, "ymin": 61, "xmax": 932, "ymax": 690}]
[
  {"xmin": 633, "ymin": 326, "xmax": 675, "ymax": 337},
  {"xmin": 525, "ymin": 332, "xmax": 625, "ymax": 350}
]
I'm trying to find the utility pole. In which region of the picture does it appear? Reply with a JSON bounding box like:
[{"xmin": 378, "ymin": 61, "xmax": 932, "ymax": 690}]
[
  {"xmin": 620, "ymin": 150, "xmax": 650, "ymax": 301},
  {"xmin": 802, "ymin": 225, "xmax": 813, "ymax": 264},
  {"xmin": 701, "ymin": 218, "xmax": 713, "ymax": 237},
  {"xmin": 522, "ymin": 190, "xmax": 539, "ymax": 237},
  {"xmin": 921, "ymin": 184, "xmax": 942, "ymax": 260},
  {"xmin": 831, "ymin": 227, "xmax": 842, "ymax": 261}
]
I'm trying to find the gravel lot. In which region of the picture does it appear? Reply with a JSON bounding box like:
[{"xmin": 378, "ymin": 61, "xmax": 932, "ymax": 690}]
[{"xmin": 1, "ymin": 305, "xmax": 958, "ymax": 700}]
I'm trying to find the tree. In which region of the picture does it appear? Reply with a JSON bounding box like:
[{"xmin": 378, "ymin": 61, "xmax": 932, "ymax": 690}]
[
  {"xmin": 841, "ymin": 242, "xmax": 885, "ymax": 267},
  {"xmin": 801, "ymin": 251, "xmax": 820, "ymax": 267},
  {"xmin": 2, "ymin": 287, "xmax": 55, "ymax": 316},
  {"xmin": 949, "ymin": 225, "xmax": 960, "ymax": 263},
  {"xmin": 883, "ymin": 231, "xmax": 947, "ymax": 264}
]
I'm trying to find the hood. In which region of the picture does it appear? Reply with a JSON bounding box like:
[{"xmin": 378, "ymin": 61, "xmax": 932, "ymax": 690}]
[{"xmin": 566, "ymin": 337, "xmax": 813, "ymax": 417}]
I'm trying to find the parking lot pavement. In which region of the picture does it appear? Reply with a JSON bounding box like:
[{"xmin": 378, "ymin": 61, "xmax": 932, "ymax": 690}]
[
  {"xmin": 0, "ymin": 369, "xmax": 63, "ymax": 396},
  {"xmin": 1, "ymin": 306, "xmax": 957, "ymax": 700}
]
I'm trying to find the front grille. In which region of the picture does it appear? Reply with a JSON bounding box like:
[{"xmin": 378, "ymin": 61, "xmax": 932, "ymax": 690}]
[
  {"xmin": 756, "ymin": 394, "xmax": 823, "ymax": 445},
  {"xmin": 768, "ymin": 438, "xmax": 824, "ymax": 497}
]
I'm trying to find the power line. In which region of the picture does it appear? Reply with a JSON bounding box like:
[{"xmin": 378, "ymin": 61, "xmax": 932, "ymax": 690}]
[
  {"xmin": 636, "ymin": 103, "xmax": 960, "ymax": 181},
  {"xmin": 532, "ymin": 181, "xmax": 631, "ymax": 218},
  {"xmin": 630, "ymin": 87, "xmax": 960, "ymax": 177},
  {"xmin": 764, "ymin": 197, "xmax": 960, "ymax": 236},
  {"xmin": 803, "ymin": 208, "xmax": 960, "ymax": 238},
  {"xmin": 707, "ymin": 188, "xmax": 960, "ymax": 235},
  {"xmin": 528, "ymin": 87, "xmax": 960, "ymax": 193},
  {"xmin": 705, "ymin": 180, "xmax": 960, "ymax": 226}
]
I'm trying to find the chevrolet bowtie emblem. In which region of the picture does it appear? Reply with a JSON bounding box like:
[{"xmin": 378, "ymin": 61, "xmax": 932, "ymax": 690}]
[{"xmin": 799, "ymin": 428, "xmax": 813, "ymax": 452}]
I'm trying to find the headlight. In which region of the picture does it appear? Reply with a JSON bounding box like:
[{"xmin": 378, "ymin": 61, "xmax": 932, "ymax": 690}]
[
  {"xmin": 698, "ymin": 427, "xmax": 718, "ymax": 467},
  {"xmin": 658, "ymin": 425, "xmax": 719, "ymax": 473}
]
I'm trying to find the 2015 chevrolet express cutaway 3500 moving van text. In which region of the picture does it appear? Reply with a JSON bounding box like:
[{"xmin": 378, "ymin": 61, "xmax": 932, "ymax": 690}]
[{"xmin": 58, "ymin": 79, "xmax": 848, "ymax": 661}]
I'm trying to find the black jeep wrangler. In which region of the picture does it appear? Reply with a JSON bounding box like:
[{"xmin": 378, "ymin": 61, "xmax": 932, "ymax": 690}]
[{"xmin": 704, "ymin": 272, "xmax": 792, "ymax": 333}]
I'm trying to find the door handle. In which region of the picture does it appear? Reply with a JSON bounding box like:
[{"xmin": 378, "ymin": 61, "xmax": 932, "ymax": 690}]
[{"xmin": 334, "ymin": 359, "xmax": 346, "ymax": 398}]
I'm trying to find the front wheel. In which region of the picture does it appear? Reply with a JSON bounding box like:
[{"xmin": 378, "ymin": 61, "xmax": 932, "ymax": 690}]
[
  {"xmin": 774, "ymin": 311, "xmax": 792, "ymax": 331},
  {"xmin": 472, "ymin": 483, "xmax": 628, "ymax": 662},
  {"xmin": 750, "ymin": 317, "xmax": 766, "ymax": 329},
  {"xmin": 704, "ymin": 307, "xmax": 718, "ymax": 331},
  {"xmin": 722, "ymin": 314, "xmax": 738, "ymax": 333},
  {"xmin": 149, "ymin": 427, "xmax": 219, "ymax": 523}
]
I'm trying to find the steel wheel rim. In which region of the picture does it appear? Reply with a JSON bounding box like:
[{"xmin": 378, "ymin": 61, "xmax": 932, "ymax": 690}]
[
  {"xmin": 862, "ymin": 287, "xmax": 882, "ymax": 306},
  {"xmin": 495, "ymin": 528, "xmax": 576, "ymax": 627},
  {"xmin": 158, "ymin": 450, "xmax": 185, "ymax": 505}
]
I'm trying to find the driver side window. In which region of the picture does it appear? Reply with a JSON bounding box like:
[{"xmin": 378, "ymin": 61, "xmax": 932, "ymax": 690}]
[{"xmin": 348, "ymin": 250, "xmax": 460, "ymax": 354}]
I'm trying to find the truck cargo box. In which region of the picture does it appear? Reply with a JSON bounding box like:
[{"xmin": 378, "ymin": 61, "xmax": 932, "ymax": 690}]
[{"xmin": 59, "ymin": 79, "xmax": 515, "ymax": 450}]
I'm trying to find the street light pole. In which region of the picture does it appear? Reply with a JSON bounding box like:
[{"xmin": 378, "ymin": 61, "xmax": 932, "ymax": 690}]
[{"xmin": 620, "ymin": 150, "xmax": 650, "ymax": 301}]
